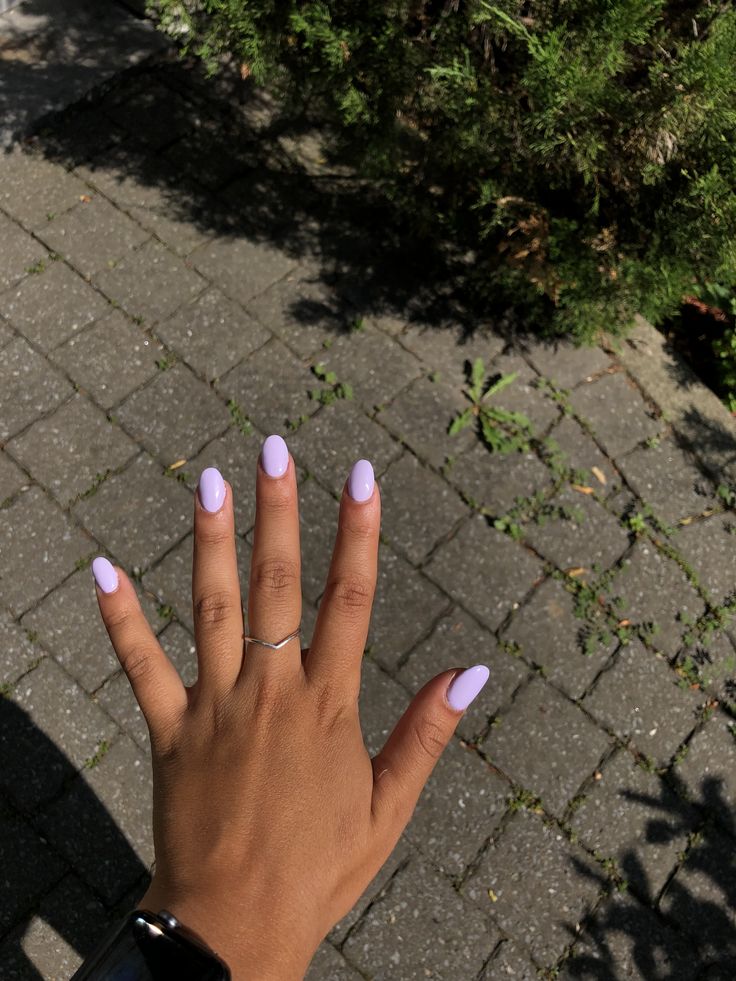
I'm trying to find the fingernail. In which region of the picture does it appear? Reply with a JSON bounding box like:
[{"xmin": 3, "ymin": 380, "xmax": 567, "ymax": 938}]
[
  {"xmin": 92, "ymin": 556, "xmax": 118, "ymax": 594},
  {"xmin": 262, "ymin": 434, "xmax": 289, "ymax": 478},
  {"xmin": 348, "ymin": 459, "xmax": 374, "ymax": 502},
  {"xmin": 199, "ymin": 467, "xmax": 226, "ymax": 513},
  {"xmin": 446, "ymin": 665, "xmax": 490, "ymax": 711}
]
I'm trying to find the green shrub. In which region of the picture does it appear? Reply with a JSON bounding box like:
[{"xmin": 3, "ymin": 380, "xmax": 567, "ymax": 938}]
[{"xmin": 152, "ymin": 1, "xmax": 736, "ymax": 343}]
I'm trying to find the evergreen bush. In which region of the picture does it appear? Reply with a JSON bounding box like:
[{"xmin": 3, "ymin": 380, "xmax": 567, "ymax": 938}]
[{"xmin": 152, "ymin": 0, "xmax": 736, "ymax": 345}]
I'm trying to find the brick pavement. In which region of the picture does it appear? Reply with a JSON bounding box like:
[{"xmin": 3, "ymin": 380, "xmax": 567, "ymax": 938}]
[{"xmin": 1, "ymin": 55, "xmax": 736, "ymax": 980}]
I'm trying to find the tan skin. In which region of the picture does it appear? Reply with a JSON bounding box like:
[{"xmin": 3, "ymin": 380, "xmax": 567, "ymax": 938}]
[{"xmin": 94, "ymin": 451, "xmax": 476, "ymax": 979}]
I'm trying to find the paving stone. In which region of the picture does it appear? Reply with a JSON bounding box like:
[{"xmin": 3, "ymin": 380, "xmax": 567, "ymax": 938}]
[
  {"xmin": 0, "ymin": 335, "xmax": 74, "ymax": 440},
  {"xmin": 7, "ymin": 394, "xmax": 138, "ymax": 505},
  {"xmin": 0, "ymin": 211, "xmax": 49, "ymax": 292},
  {"xmin": 52, "ymin": 308, "xmax": 163, "ymax": 409},
  {"xmin": 612, "ymin": 541, "xmax": 704, "ymax": 658},
  {"xmin": 117, "ymin": 363, "xmax": 230, "ymax": 466},
  {"xmin": 156, "ymin": 286, "xmax": 271, "ymax": 382},
  {"xmin": 105, "ymin": 78, "xmax": 194, "ymax": 150},
  {"xmin": 343, "ymin": 854, "xmax": 499, "ymax": 980},
  {"xmin": 0, "ymin": 657, "xmax": 117, "ymax": 810},
  {"xmin": 398, "ymin": 322, "xmax": 505, "ymax": 391},
  {"xmin": 483, "ymin": 352, "xmax": 562, "ymax": 436},
  {"xmin": 163, "ymin": 121, "xmax": 259, "ymax": 191},
  {"xmin": 95, "ymin": 239, "xmax": 205, "ymax": 324},
  {"xmin": 1, "ymin": 614, "xmax": 42, "ymax": 695},
  {"xmin": 359, "ymin": 657, "xmax": 411, "ymax": 758},
  {"xmin": 448, "ymin": 443, "xmax": 553, "ymax": 516},
  {"xmin": 315, "ymin": 326, "xmax": 422, "ymax": 408},
  {"xmin": 0, "ymin": 486, "xmax": 91, "ymax": 615},
  {"xmin": 464, "ymin": 810, "xmax": 601, "ymax": 967},
  {"xmin": 296, "ymin": 477, "xmax": 340, "ymax": 604},
  {"xmin": 522, "ymin": 487, "xmax": 629, "ymax": 576},
  {"xmin": 618, "ymin": 438, "xmax": 719, "ymax": 525},
  {"xmin": 548, "ymin": 414, "xmax": 619, "ymax": 491},
  {"xmin": 569, "ymin": 372, "xmax": 660, "ymax": 457},
  {"xmin": 0, "ymin": 147, "xmax": 89, "ymax": 228},
  {"xmin": 0, "ymin": 449, "xmax": 28, "ymax": 503},
  {"xmin": 481, "ymin": 938, "xmax": 539, "ymax": 980},
  {"xmin": 678, "ymin": 631, "xmax": 736, "ymax": 710},
  {"xmin": 0, "ymin": 806, "xmax": 67, "ymax": 937},
  {"xmin": 561, "ymin": 892, "xmax": 698, "ymax": 981},
  {"xmin": 523, "ymin": 339, "xmax": 611, "ymax": 390},
  {"xmin": 503, "ymin": 578, "xmax": 615, "ymax": 700},
  {"xmin": 675, "ymin": 711, "xmax": 736, "ymax": 818},
  {"xmin": 305, "ymin": 942, "xmax": 364, "ymax": 980},
  {"xmin": 379, "ymin": 453, "xmax": 467, "ymax": 563},
  {"xmin": 74, "ymin": 453, "xmax": 192, "ymax": 571},
  {"xmin": 36, "ymin": 195, "xmax": 149, "ymax": 278},
  {"xmin": 405, "ymin": 737, "xmax": 509, "ymax": 877},
  {"xmin": 377, "ymin": 375, "xmax": 476, "ymax": 469},
  {"xmin": 0, "ymin": 260, "xmax": 109, "ymax": 350},
  {"xmin": 287, "ymin": 402, "xmax": 402, "ymax": 498},
  {"xmin": 485, "ymin": 678, "xmax": 610, "ymax": 815},
  {"xmin": 247, "ymin": 266, "xmax": 356, "ymax": 359},
  {"xmin": 186, "ymin": 425, "xmax": 263, "ymax": 536},
  {"xmin": 399, "ymin": 608, "xmax": 529, "ymax": 743},
  {"xmin": 368, "ymin": 545, "xmax": 450, "ymax": 670},
  {"xmin": 0, "ymin": 316, "xmax": 13, "ymax": 349},
  {"xmin": 39, "ymin": 735, "xmax": 153, "ymax": 905},
  {"xmin": 426, "ymin": 515, "xmax": 544, "ymax": 631},
  {"xmin": 569, "ymin": 750, "xmax": 696, "ymax": 900},
  {"xmin": 191, "ymin": 234, "xmax": 296, "ymax": 307},
  {"xmin": 583, "ymin": 642, "xmax": 701, "ymax": 765},
  {"xmin": 218, "ymin": 336, "xmax": 318, "ymax": 433},
  {"xmin": 671, "ymin": 516, "xmax": 736, "ymax": 606},
  {"xmin": 659, "ymin": 825, "xmax": 736, "ymax": 960}
]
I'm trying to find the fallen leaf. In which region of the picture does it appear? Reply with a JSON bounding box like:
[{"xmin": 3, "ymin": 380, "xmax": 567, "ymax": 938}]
[
  {"xmin": 79, "ymin": 194, "xmax": 92, "ymax": 203},
  {"xmin": 487, "ymin": 889, "xmax": 498, "ymax": 902},
  {"xmin": 618, "ymin": 619, "xmax": 631, "ymax": 627},
  {"xmin": 591, "ymin": 466, "xmax": 607, "ymax": 485},
  {"xmin": 572, "ymin": 484, "xmax": 594, "ymax": 495},
  {"xmin": 594, "ymin": 770, "xmax": 602, "ymax": 781},
  {"xmin": 167, "ymin": 459, "xmax": 187, "ymax": 471},
  {"xmin": 567, "ymin": 567, "xmax": 587, "ymax": 578},
  {"xmin": 679, "ymin": 516, "xmax": 693, "ymax": 525}
]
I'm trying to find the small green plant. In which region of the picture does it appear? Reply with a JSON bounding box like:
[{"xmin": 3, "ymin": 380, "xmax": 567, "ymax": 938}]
[
  {"xmin": 227, "ymin": 398, "xmax": 253, "ymax": 436},
  {"xmin": 84, "ymin": 739, "xmax": 111, "ymax": 769},
  {"xmin": 309, "ymin": 363, "xmax": 354, "ymax": 405},
  {"xmin": 287, "ymin": 414, "xmax": 310, "ymax": 431},
  {"xmin": 155, "ymin": 354, "xmax": 177, "ymax": 371},
  {"xmin": 349, "ymin": 317, "xmax": 365, "ymax": 333},
  {"xmin": 74, "ymin": 556, "xmax": 93, "ymax": 572},
  {"xmin": 449, "ymin": 360, "xmax": 533, "ymax": 454},
  {"xmin": 157, "ymin": 603, "xmax": 175, "ymax": 621},
  {"xmin": 627, "ymin": 512, "xmax": 647, "ymax": 535},
  {"xmin": 26, "ymin": 259, "xmax": 46, "ymax": 275},
  {"xmin": 717, "ymin": 484, "xmax": 736, "ymax": 508}
]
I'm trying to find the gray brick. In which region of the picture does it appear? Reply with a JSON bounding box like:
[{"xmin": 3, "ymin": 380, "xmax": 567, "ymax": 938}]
[
  {"xmin": 297, "ymin": 477, "xmax": 340, "ymax": 605},
  {"xmin": 74, "ymin": 453, "xmax": 192, "ymax": 571},
  {"xmin": 36, "ymin": 195, "xmax": 149, "ymax": 278},
  {"xmin": 315, "ymin": 327, "xmax": 421, "ymax": 408},
  {"xmin": 105, "ymin": 79, "xmax": 193, "ymax": 150},
  {"xmin": 377, "ymin": 375, "xmax": 475, "ymax": 469},
  {"xmin": 95, "ymin": 239, "xmax": 205, "ymax": 324},
  {"xmin": 426, "ymin": 516, "xmax": 544, "ymax": 631},
  {"xmin": 463, "ymin": 810, "xmax": 601, "ymax": 967},
  {"xmin": 675, "ymin": 711, "xmax": 736, "ymax": 817},
  {"xmin": 368, "ymin": 545, "xmax": 450, "ymax": 670},
  {"xmin": 7, "ymin": 394, "xmax": 138, "ymax": 505},
  {"xmin": 156, "ymin": 286, "xmax": 271, "ymax": 381},
  {"xmin": 398, "ymin": 322, "xmax": 505, "ymax": 391},
  {"xmin": 570, "ymin": 750, "xmax": 697, "ymax": 899},
  {"xmin": 612, "ymin": 541, "xmax": 704, "ymax": 658},
  {"xmin": 398, "ymin": 608, "xmax": 529, "ymax": 744},
  {"xmin": 218, "ymin": 336, "xmax": 318, "ymax": 433},
  {"xmin": 522, "ymin": 487, "xmax": 629, "ymax": 576},
  {"xmin": 305, "ymin": 942, "xmax": 363, "ymax": 981},
  {"xmin": 359, "ymin": 657, "xmax": 410, "ymax": 757},
  {"xmin": 484, "ymin": 352, "xmax": 561, "ymax": 435},
  {"xmin": 0, "ymin": 807, "xmax": 66, "ymax": 936},
  {"xmin": 0, "ymin": 211, "xmax": 48, "ymax": 292},
  {"xmin": 380, "ymin": 453, "xmax": 467, "ymax": 564},
  {"xmin": 117, "ymin": 363, "xmax": 230, "ymax": 465},
  {"xmin": 485, "ymin": 678, "xmax": 610, "ymax": 815},
  {"xmin": 52, "ymin": 308, "xmax": 163, "ymax": 409},
  {"xmin": 548, "ymin": 414, "xmax": 619, "ymax": 491},
  {"xmin": 618, "ymin": 438, "xmax": 719, "ymax": 525},
  {"xmin": 0, "ymin": 260, "xmax": 109, "ymax": 350},
  {"xmin": 524, "ymin": 339, "xmax": 611, "ymax": 390},
  {"xmin": 191, "ymin": 234, "xmax": 296, "ymax": 307},
  {"xmin": 0, "ymin": 147, "xmax": 89, "ymax": 228},
  {"xmin": 569, "ymin": 372, "xmax": 659, "ymax": 457},
  {"xmin": 343, "ymin": 855, "xmax": 499, "ymax": 980},
  {"xmin": 503, "ymin": 578, "xmax": 615, "ymax": 699},
  {"xmin": 0, "ymin": 657, "xmax": 117, "ymax": 810},
  {"xmin": 39, "ymin": 735, "xmax": 153, "ymax": 905},
  {"xmin": 0, "ymin": 610, "xmax": 40, "ymax": 684},
  {"xmin": 186, "ymin": 425, "xmax": 263, "ymax": 536},
  {"xmin": 583, "ymin": 642, "xmax": 701, "ymax": 765},
  {"xmin": 672, "ymin": 516, "xmax": 736, "ymax": 606},
  {"xmin": 163, "ymin": 122, "xmax": 259, "ymax": 191},
  {"xmin": 0, "ymin": 486, "xmax": 91, "ymax": 615},
  {"xmin": 0, "ymin": 449, "xmax": 29, "ymax": 502},
  {"xmin": 288, "ymin": 402, "xmax": 402, "ymax": 497},
  {"xmin": 482, "ymin": 939, "xmax": 539, "ymax": 980},
  {"xmin": 449, "ymin": 444, "xmax": 553, "ymax": 516}
]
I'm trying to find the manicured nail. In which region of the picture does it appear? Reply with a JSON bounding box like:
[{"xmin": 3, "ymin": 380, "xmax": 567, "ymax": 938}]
[
  {"xmin": 92, "ymin": 556, "xmax": 118, "ymax": 594},
  {"xmin": 262, "ymin": 434, "xmax": 289, "ymax": 478},
  {"xmin": 348, "ymin": 459, "xmax": 374, "ymax": 502},
  {"xmin": 199, "ymin": 467, "xmax": 226, "ymax": 513},
  {"xmin": 447, "ymin": 665, "xmax": 490, "ymax": 711}
]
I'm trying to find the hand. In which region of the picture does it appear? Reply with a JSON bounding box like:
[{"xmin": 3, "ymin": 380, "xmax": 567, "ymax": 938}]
[{"xmin": 92, "ymin": 435, "xmax": 489, "ymax": 979}]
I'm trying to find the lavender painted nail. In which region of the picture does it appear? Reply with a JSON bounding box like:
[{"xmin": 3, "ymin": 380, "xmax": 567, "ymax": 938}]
[
  {"xmin": 262, "ymin": 434, "xmax": 289, "ymax": 478},
  {"xmin": 92, "ymin": 556, "xmax": 118, "ymax": 594},
  {"xmin": 348, "ymin": 459, "xmax": 374, "ymax": 502},
  {"xmin": 447, "ymin": 664, "xmax": 490, "ymax": 711},
  {"xmin": 199, "ymin": 467, "xmax": 226, "ymax": 513}
]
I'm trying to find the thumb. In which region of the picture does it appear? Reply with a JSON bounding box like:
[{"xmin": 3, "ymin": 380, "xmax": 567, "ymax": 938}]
[{"xmin": 370, "ymin": 665, "xmax": 489, "ymax": 834}]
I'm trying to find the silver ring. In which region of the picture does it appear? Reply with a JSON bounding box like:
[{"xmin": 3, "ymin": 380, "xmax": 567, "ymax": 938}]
[{"xmin": 243, "ymin": 626, "xmax": 301, "ymax": 651}]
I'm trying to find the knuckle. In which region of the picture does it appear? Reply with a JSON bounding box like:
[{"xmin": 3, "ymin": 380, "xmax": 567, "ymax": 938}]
[
  {"xmin": 413, "ymin": 715, "xmax": 447, "ymax": 762},
  {"xmin": 121, "ymin": 645, "xmax": 157, "ymax": 684},
  {"xmin": 252, "ymin": 557, "xmax": 299, "ymax": 595},
  {"xmin": 104, "ymin": 605, "xmax": 135, "ymax": 630},
  {"xmin": 195, "ymin": 589, "xmax": 237, "ymax": 626},
  {"xmin": 196, "ymin": 522, "xmax": 233, "ymax": 549},
  {"xmin": 326, "ymin": 574, "xmax": 374, "ymax": 619}
]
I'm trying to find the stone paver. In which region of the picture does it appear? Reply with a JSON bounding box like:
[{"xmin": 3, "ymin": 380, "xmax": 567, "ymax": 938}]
[
  {"xmin": 548, "ymin": 414, "xmax": 619, "ymax": 491},
  {"xmin": 305, "ymin": 942, "xmax": 364, "ymax": 980},
  {"xmin": 0, "ymin": 335, "xmax": 73, "ymax": 440},
  {"xmin": 0, "ymin": 149, "xmax": 89, "ymax": 228},
  {"xmin": 0, "ymin": 211, "xmax": 49, "ymax": 292},
  {"xmin": 618, "ymin": 437, "xmax": 719, "ymax": 524},
  {"xmin": 448, "ymin": 443, "xmax": 553, "ymax": 516},
  {"xmin": 570, "ymin": 371, "xmax": 660, "ymax": 457},
  {"xmin": 0, "ymin": 610, "xmax": 41, "ymax": 683},
  {"xmin": 672, "ymin": 515, "xmax": 736, "ymax": 606},
  {"xmin": 0, "ymin": 449, "xmax": 29, "ymax": 503},
  {"xmin": 524, "ymin": 338, "xmax": 611, "ymax": 390},
  {"xmin": 316, "ymin": 325, "xmax": 422, "ymax": 408},
  {"xmin": 675, "ymin": 710, "xmax": 736, "ymax": 818},
  {"xmin": 328, "ymin": 838, "xmax": 411, "ymax": 944},
  {"xmin": 0, "ymin": 805, "xmax": 67, "ymax": 937},
  {"xmin": 191, "ymin": 234, "xmax": 296, "ymax": 307}
]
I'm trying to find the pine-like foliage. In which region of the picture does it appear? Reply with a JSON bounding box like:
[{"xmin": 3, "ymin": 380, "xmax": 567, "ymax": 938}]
[{"xmin": 152, "ymin": 0, "xmax": 736, "ymax": 341}]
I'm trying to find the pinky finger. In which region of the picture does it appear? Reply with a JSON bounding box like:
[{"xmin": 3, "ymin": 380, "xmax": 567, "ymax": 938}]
[{"xmin": 92, "ymin": 557, "xmax": 187, "ymax": 746}]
